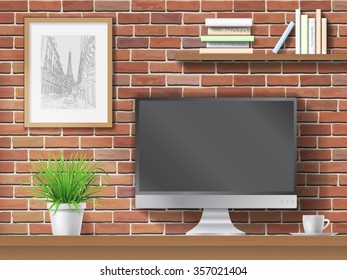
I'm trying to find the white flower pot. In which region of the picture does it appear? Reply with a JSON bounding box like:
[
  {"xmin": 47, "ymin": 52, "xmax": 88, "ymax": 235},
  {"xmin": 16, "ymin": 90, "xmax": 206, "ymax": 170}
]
[{"xmin": 48, "ymin": 203, "xmax": 86, "ymax": 236}]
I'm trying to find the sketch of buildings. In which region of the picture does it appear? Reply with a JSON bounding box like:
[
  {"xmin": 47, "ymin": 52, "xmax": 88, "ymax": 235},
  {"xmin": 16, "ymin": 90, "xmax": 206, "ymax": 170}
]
[{"xmin": 41, "ymin": 35, "xmax": 96, "ymax": 110}]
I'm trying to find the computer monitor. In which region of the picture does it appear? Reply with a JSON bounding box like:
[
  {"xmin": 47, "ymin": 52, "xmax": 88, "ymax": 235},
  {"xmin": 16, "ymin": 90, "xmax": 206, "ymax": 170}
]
[{"xmin": 135, "ymin": 98, "xmax": 297, "ymax": 235}]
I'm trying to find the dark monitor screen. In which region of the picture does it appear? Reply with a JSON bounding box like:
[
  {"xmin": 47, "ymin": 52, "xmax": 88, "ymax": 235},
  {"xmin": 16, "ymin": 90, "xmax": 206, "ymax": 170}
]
[{"xmin": 136, "ymin": 98, "xmax": 296, "ymax": 195}]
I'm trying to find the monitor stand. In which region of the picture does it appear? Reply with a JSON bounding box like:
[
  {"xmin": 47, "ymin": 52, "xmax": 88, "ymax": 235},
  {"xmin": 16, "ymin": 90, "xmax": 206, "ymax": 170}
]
[{"xmin": 186, "ymin": 208, "xmax": 245, "ymax": 236}]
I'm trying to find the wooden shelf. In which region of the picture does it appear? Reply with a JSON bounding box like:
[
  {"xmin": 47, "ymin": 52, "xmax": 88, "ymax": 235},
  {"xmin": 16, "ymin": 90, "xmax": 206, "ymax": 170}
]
[
  {"xmin": 1, "ymin": 236, "xmax": 347, "ymax": 260},
  {"xmin": 175, "ymin": 53, "xmax": 347, "ymax": 61}
]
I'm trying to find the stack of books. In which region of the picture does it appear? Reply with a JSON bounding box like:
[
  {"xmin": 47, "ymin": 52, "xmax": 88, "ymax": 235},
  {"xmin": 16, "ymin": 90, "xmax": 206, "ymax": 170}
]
[
  {"xmin": 295, "ymin": 9, "xmax": 327, "ymax": 54},
  {"xmin": 200, "ymin": 18, "xmax": 254, "ymax": 54}
]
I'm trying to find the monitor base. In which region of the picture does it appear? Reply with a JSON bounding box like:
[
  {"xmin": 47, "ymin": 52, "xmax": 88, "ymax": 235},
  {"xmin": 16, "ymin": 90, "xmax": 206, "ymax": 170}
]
[{"xmin": 186, "ymin": 208, "xmax": 245, "ymax": 236}]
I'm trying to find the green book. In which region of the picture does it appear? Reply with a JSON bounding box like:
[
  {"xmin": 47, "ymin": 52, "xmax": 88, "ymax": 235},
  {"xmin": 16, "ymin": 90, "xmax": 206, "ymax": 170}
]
[
  {"xmin": 301, "ymin": 15, "xmax": 308, "ymax": 54},
  {"xmin": 201, "ymin": 35, "xmax": 254, "ymax": 42}
]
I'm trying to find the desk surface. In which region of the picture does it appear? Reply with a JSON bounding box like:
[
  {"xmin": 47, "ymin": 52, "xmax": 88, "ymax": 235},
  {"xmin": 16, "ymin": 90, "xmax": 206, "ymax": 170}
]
[{"xmin": 0, "ymin": 236, "xmax": 346, "ymax": 259}]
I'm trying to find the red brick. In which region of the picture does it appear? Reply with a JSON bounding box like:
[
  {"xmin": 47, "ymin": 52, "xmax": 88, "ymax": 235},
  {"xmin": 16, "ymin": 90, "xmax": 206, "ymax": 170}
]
[
  {"xmin": 96, "ymin": 198, "xmax": 130, "ymax": 210},
  {"xmin": 235, "ymin": 224, "xmax": 265, "ymax": 235},
  {"xmin": 321, "ymin": 162, "xmax": 347, "ymax": 173},
  {"xmin": 0, "ymin": 37, "xmax": 13, "ymax": 48},
  {"xmin": 151, "ymin": 62, "xmax": 182, "ymax": 73},
  {"xmin": 167, "ymin": 1, "xmax": 200, "ymax": 11},
  {"xmin": 0, "ymin": 1, "xmax": 27, "ymax": 11},
  {"xmin": 202, "ymin": 1, "xmax": 232, "ymax": 11},
  {"xmin": 253, "ymin": 12, "xmax": 285, "ymax": 23},
  {"xmin": 340, "ymin": 175, "xmax": 347, "ymax": 185},
  {"xmin": 0, "ymin": 63, "xmax": 11, "ymax": 74},
  {"xmin": 114, "ymin": 136, "xmax": 135, "ymax": 148},
  {"xmin": 333, "ymin": 124, "xmax": 347, "ymax": 135},
  {"xmin": 132, "ymin": 223, "xmax": 164, "ymax": 234},
  {"xmin": 0, "ymin": 199, "xmax": 27, "ymax": 210},
  {"xmin": 321, "ymin": 88, "xmax": 347, "ymax": 99},
  {"xmin": 300, "ymin": 150, "xmax": 331, "ymax": 161},
  {"xmin": 117, "ymin": 186, "xmax": 135, "ymax": 197},
  {"xmin": 132, "ymin": 0, "xmax": 165, "ymax": 11},
  {"xmin": 95, "ymin": 150, "xmax": 130, "ymax": 161},
  {"xmin": 104, "ymin": 174, "xmax": 133, "ymax": 185},
  {"xmin": 202, "ymin": 75, "xmax": 233, "ymax": 86},
  {"xmin": 116, "ymin": 112, "xmax": 135, "ymax": 123},
  {"xmin": 250, "ymin": 63, "xmax": 281, "ymax": 73},
  {"xmin": 151, "ymin": 87, "xmax": 182, "ymax": 98},
  {"xmin": 118, "ymin": 88, "xmax": 150, "ymax": 99},
  {"xmin": 30, "ymin": 1, "xmax": 61, "ymax": 11},
  {"xmin": 0, "ymin": 162, "xmax": 13, "ymax": 173},
  {"xmin": 234, "ymin": 0, "xmax": 265, "ymax": 11},
  {"xmin": 300, "ymin": 124, "xmax": 331, "ymax": 135},
  {"xmin": 184, "ymin": 88, "xmax": 215, "ymax": 98},
  {"xmin": 13, "ymin": 137, "xmax": 43, "ymax": 148},
  {"xmin": 0, "ymin": 212, "xmax": 11, "ymax": 222},
  {"xmin": 307, "ymin": 100, "xmax": 337, "ymax": 111},
  {"xmin": 297, "ymin": 162, "xmax": 319, "ymax": 173},
  {"xmin": 118, "ymin": 13, "xmax": 149, "ymax": 24},
  {"xmin": 167, "ymin": 75, "xmax": 199, "ymax": 86},
  {"xmin": 95, "ymin": 0, "xmax": 130, "ymax": 11},
  {"xmin": 150, "ymin": 38, "xmax": 181, "ymax": 49},
  {"xmin": 184, "ymin": 13, "xmax": 214, "ymax": 24},
  {"xmin": 95, "ymin": 224, "xmax": 130, "ymax": 235},
  {"xmin": 118, "ymin": 162, "xmax": 135, "ymax": 174},
  {"xmin": 339, "ymin": 101, "xmax": 347, "ymax": 111},
  {"xmin": 113, "ymin": 26, "xmax": 133, "ymax": 36},
  {"xmin": 184, "ymin": 62, "xmax": 215, "ymax": 73},
  {"xmin": 283, "ymin": 62, "xmax": 316, "ymax": 73},
  {"xmin": 0, "ymin": 112, "xmax": 13, "ymax": 123},
  {"xmin": 182, "ymin": 38, "xmax": 205, "ymax": 48},
  {"xmin": 114, "ymin": 62, "xmax": 148, "ymax": 73},
  {"xmin": 300, "ymin": 198, "xmax": 332, "ymax": 210},
  {"xmin": 319, "ymin": 63, "xmax": 347, "ymax": 73},
  {"xmin": 117, "ymin": 38, "xmax": 148, "ymax": 48},
  {"xmin": 297, "ymin": 137, "xmax": 316, "ymax": 148},
  {"xmin": 13, "ymin": 212, "xmax": 43, "ymax": 223},
  {"xmin": 287, "ymin": 88, "xmax": 318, "ymax": 98},
  {"xmin": 333, "ymin": 75, "xmax": 347, "ymax": 86},
  {"xmin": 152, "ymin": 13, "xmax": 182, "ymax": 24},
  {"xmin": 81, "ymin": 137, "xmax": 112, "ymax": 148},
  {"xmin": 113, "ymin": 74, "xmax": 130, "ymax": 85},
  {"xmin": 166, "ymin": 224, "xmax": 196, "ymax": 235},
  {"xmin": 333, "ymin": 199, "xmax": 347, "ymax": 210},
  {"xmin": 29, "ymin": 128, "xmax": 61, "ymax": 136},
  {"xmin": 113, "ymin": 50, "xmax": 130, "ymax": 61},
  {"xmin": 0, "ymin": 137, "xmax": 11, "ymax": 148},
  {"xmin": 132, "ymin": 50, "xmax": 165, "ymax": 61},
  {"xmin": 235, "ymin": 75, "xmax": 265, "ymax": 86},
  {"xmin": 0, "ymin": 224, "xmax": 27, "ymax": 235},
  {"xmin": 301, "ymin": 1, "xmax": 331, "ymax": 11},
  {"xmin": 320, "ymin": 112, "xmax": 347, "ymax": 123},
  {"xmin": 63, "ymin": 0, "xmax": 93, "ymax": 11},
  {"xmin": 253, "ymin": 88, "xmax": 285, "ymax": 98},
  {"xmin": 329, "ymin": 37, "xmax": 347, "ymax": 48},
  {"xmin": 218, "ymin": 63, "xmax": 248, "ymax": 73},
  {"xmin": 267, "ymin": 224, "xmax": 299, "ymax": 235},
  {"xmin": 252, "ymin": 25, "xmax": 269, "ymax": 36},
  {"xmin": 15, "ymin": 37, "xmax": 23, "ymax": 48},
  {"xmin": 217, "ymin": 88, "xmax": 252, "ymax": 98},
  {"xmin": 168, "ymin": 26, "xmax": 199, "ymax": 37},
  {"xmin": 82, "ymin": 212, "xmax": 113, "ymax": 223},
  {"xmin": 114, "ymin": 211, "xmax": 148, "ymax": 222},
  {"xmin": 267, "ymin": 0, "xmax": 298, "ymax": 11},
  {"xmin": 0, "ymin": 13, "xmax": 14, "ymax": 23},
  {"xmin": 0, "ymin": 75, "xmax": 24, "ymax": 86},
  {"xmin": 297, "ymin": 112, "xmax": 318, "ymax": 123},
  {"xmin": 270, "ymin": 25, "xmax": 296, "ymax": 36},
  {"xmin": 307, "ymin": 175, "xmax": 338, "ymax": 186},
  {"xmin": 253, "ymin": 37, "xmax": 280, "ymax": 48},
  {"xmin": 319, "ymin": 137, "xmax": 347, "ymax": 148},
  {"xmin": 301, "ymin": 75, "xmax": 331, "ymax": 86},
  {"xmin": 132, "ymin": 75, "xmax": 165, "ymax": 86},
  {"xmin": 250, "ymin": 212, "xmax": 281, "ymax": 222},
  {"xmin": 0, "ymin": 125, "xmax": 27, "ymax": 135},
  {"xmin": 62, "ymin": 128, "xmax": 93, "ymax": 136},
  {"xmin": 45, "ymin": 137, "xmax": 79, "ymax": 148},
  {"xmin": 267, "ymin": 75, "xmax": 298, "ymax": 86},
  {"xmin": 135, "ymin": 25, "xmax": 166, "ymax": 36},
  {"xmin": 297, "ymin": 186, "xmax": 319, "ymax": 197}
]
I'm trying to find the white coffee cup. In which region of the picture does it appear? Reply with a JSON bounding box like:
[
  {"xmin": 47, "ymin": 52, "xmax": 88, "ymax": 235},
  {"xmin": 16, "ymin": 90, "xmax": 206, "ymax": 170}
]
[{"xmin": 303, "ymin": 215, "xmax": 330, "ymax": 234}]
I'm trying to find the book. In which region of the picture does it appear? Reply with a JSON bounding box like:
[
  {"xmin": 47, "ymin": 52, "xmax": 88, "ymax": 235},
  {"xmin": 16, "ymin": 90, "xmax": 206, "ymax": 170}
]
[
  {"xmin": 201, "ymin": 35, "xmax": 254, "ymax": 42},
  {"xmin": 301, "ymin": 15, "xmax": 308, "ymax": 54},
  {"xmin": 199, "ymin": 48, "xmax": 253, "ymax": 54},
  {"xmin": 309, "ymin": 18, "xmax": 316, "ymax": 54},
  {"xmin": 206, "ymin": 42, "xmax": 249, "ymax": 48},
  {"xmin": 295, "ymin": 9, "xmax": 301, "ymax": 54},
  {"xmin": 207, "ymin": 27, "xmax": 251, "ymax": 35},
  {"xmin": 205, "ymin": 18, "xmax": 252, "ymax": 27},
  {"xmin": 272, "ymin": 21, "xmax": 295, "ymax": 54},
  {"xmin": 322, "ymin": 18, "xmax": 327, "ymax": 54},
  {"xmin": 316, "ymin": 9, "xmax": 322, "ymax": 54}
]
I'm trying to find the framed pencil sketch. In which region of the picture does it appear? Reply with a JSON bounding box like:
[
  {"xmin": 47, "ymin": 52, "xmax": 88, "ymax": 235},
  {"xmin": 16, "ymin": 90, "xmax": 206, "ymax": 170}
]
[{"xmin": 24, "ymin": 18, "xmax": 112, "ymax": 127}]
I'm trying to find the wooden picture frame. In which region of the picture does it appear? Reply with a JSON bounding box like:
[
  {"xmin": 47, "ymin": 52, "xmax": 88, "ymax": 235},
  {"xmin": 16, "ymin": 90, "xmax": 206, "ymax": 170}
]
[{"xmin": 24, "ymin": 18, "xmax": 112, "ymax": 127}]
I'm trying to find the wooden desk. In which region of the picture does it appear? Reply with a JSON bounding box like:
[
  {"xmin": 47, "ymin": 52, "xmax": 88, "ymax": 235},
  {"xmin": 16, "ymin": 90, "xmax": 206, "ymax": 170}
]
[{"xmin": 0, "ymin": 236, "xmax": 346, "ymax": 260}]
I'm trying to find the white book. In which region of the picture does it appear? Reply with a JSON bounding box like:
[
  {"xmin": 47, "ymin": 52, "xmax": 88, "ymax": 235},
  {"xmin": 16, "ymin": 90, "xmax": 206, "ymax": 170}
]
[
  {"xmin": 199, "ymin": 48, "xmax": 253, "ymax": 54},
  {"xmin": 205, "ymin": 18, "xmax": 252, "ymax": 27},
  {"xmin": 309, "ymin": 18, "xmax": 316, "ymax": 54},
  {"xmin": 322, "ymin": 18, "xmax": 327, "ymax": 54},
  {"xmin": 207, "ymin": 27, "xmax": 251, "ymax": 35},
  {"xmin": 272, "ymin": 21, "xmax": 295, "ymax": 54},
  {"xmin": 301, "ymin": 15, "xmax": 308, "ymax": 54},
  {"xmin": 295, "ymin": 9, "xmax": 301, "ymax": 54},
  {"xmin": 206, "ymin": 42, "xmax": 249, "ymax": 48},
  {"xmin": 316, "ymin": 9, "xmax": 321, "ymax": 54}
]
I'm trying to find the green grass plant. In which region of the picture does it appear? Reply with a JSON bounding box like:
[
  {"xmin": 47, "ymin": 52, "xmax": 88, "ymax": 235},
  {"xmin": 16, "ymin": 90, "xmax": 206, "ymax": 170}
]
[{"xmin": 29, "ymin": 151, "xmax": 107, "ymax": 214}]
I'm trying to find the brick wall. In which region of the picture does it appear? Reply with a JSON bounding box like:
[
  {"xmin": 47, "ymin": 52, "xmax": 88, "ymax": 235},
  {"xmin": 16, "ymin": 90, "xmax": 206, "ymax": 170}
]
[{"xmin": 1, "ymin": 0, "xmax": 347, "ymax": 235}]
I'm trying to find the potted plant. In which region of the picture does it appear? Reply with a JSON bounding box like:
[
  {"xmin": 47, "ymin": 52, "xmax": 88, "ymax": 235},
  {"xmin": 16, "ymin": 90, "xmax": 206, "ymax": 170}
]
[{"xmin": 29, "ymin": 151, "xmax": 107, "ymax": 235}]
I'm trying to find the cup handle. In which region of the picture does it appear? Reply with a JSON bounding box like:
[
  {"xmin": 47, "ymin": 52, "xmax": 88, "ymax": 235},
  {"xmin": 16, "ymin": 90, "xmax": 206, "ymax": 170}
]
[{"xmin": 323, "ymin": 219, "xmax": 330, "ymax": 230}]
